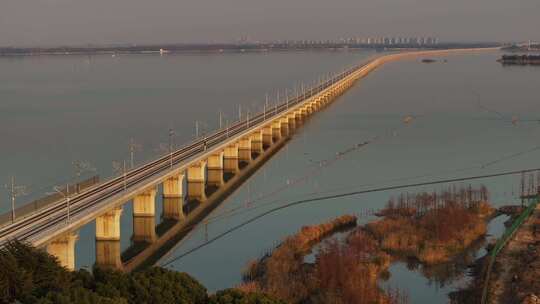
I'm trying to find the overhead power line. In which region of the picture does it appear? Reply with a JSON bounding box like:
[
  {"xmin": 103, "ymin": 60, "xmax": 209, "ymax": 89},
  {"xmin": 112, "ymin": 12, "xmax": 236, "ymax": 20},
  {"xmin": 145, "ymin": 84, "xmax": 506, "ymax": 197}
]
[{"xmin": 161, "ymin": 166, "xmax": 540, "ymax": 267}]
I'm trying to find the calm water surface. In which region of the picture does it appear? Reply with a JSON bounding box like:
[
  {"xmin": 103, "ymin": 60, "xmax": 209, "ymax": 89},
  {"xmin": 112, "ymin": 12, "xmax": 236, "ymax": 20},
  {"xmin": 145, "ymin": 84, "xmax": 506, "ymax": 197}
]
[
  {"xmin": 159, "ymin": 51, "xmax": 539, "ymax": 302},
  {"xmin": 0, "ymin": 50, "xmax": 375, "ymax": 207},
  {"xmin": 2, "ymin": 50, "xmax": 539, "ymax": 303}
]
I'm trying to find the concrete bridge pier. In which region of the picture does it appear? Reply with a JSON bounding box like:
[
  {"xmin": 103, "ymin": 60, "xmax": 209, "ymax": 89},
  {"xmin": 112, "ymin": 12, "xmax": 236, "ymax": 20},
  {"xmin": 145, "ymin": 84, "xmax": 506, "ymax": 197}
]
[
  {"xmin": 238, "ymin": 137, "xmax": 252, "ymax": 164},
  {"xmin": 294, "ymin": 110, "xmax": 304, "ymax": 124},
  {"xmin": 300, "ymin": 107, "xmax": 309, "ymax": 119},
  {"xmin": 272, "ymin": 120, "xmax": 282, "ymax": 141},
  {"xmin": 187, "ymin": 161, "xmax": 207, "ymax": 202},
  {"xmin": 46, "ymin": 232, "xmax": 78, "ymax": 270},
  {"xmin": 280, "ymin": 117, "xmax": 289, "ymax": 136},
  {"xmin": 250, "ymin": 131, "xmax": 264, "ymax": 155},
  {"xmin": 310, "ymin": 100, "xmax": 319, "ymax": 112},
  {"xmin": 315, "ymin": 97, "xmax": 324, "ymax": 109},
  {"xmin": 207, "ymin": 152, "xmax": 225, "ymax": 187},
  {"xmin": 323, "ymin": 93, "xmax": 331, "ymax": 103},
  {"xmin": 95, "ymin": 207, "xmax": 123, "ymax": 269},
  {"xmin": 287, "ymin": 113, "xmax": 297, "ymax": 130},
  {"xmin": 303, "ymin": 106, "xmax": 312, "ymax": 117},
  {"xmin": 262, "ymin": 126, "xmax": 273, "ymax": 148},
  {"xmin": 306, "ymin": 103, "xmax": 315, "ymax": 114},
  {"xmin": 162, "ymin": 174, "xmax": 185, "ymax": 220},
  {"xmin": 224, "ymin": 144, "xmax": 240, "ymax": 174},
  {"xmin": 132, "ymin": 188, "xmax": 157, "ymax": 243}
]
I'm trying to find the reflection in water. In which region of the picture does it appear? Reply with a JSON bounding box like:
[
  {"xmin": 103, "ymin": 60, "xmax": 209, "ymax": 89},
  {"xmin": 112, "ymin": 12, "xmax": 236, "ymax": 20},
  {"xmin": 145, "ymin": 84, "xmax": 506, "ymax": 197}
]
[
  {"xmin": 162, "ymin": 197, "xmax": 185, "ymax": 220},
  {"xmin": 132, "ymin": 216, "xmax": 156, "ymax": 243},
  {"xmin": 407, "ymin": 237, "xmax": 486, "ymax": 288},
  {"xmin": 3, "ymin": 50, "xmax": 539, "ymax": 302},
  {"xmin": 96, "ymin": 240, "xmax": 122, "ymax": 269},
  {"xmin": 384, "ymin": 215, "xmax": 509, "ymax": 303}
]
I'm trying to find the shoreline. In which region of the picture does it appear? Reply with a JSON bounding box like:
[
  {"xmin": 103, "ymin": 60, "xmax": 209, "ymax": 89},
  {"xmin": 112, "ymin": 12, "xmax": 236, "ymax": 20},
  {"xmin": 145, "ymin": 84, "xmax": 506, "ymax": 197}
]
[{"xmin": 0, "ymin": 44, "xmax": 500, "ymax": 58}]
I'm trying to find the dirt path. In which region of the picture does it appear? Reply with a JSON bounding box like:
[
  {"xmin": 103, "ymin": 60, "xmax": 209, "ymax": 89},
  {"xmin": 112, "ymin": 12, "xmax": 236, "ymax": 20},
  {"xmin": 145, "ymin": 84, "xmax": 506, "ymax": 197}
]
[{"xmin": 489, "ymin": 204, "xmax": 540, "ymax": 304}]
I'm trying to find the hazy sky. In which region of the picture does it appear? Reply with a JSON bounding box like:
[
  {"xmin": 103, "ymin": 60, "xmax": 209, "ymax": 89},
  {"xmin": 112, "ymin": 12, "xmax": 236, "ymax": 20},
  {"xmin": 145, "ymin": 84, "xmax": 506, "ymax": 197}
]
[{"xmin": 1, "ymin": 0, "xmax": 538, "ymax": 46}]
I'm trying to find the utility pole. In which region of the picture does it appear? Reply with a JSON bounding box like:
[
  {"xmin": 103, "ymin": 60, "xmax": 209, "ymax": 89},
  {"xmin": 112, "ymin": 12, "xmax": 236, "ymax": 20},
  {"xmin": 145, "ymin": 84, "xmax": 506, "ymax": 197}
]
[
  {"xmin": 238, "ymin": 105, "xmax": 242, "ymax": 121},
  {"xmin": 123, "ymin": 160, "xmax": 127, "ymax": 191},
  {"xmin": 219, "ymin": 111, "xmax": 222, "ymax": 129},
  {"xmin": 5, "ymin": 177, "xmax": 27, "ymax": 223},
  {"xmin": 112, "ymin": 161, "xmax": 127, "ymax": 191},
  {"xmin": 168, "ymin": 128, "xmax": 175, "ymax": 169},
  {"xmin": 286, "ymin": 88, "xmax": 289, "ymax": 109},
  {"xmin": 52, "ymin": 184, "xmax": 71, "ymax": 224},
  {"xmin": 128, "ymin": 138, "xmax": 141, "ymax": 169},
  {"xmin": 195, "ymin": 121, "xmax": 199, "ymax": 138},
  {"xmin": 72, "ymin": 160, "xmax": 95, "ymax": 193},
  {"xmin": 129, "ymin": 138, "xmax": 135, "ymax": 169}
]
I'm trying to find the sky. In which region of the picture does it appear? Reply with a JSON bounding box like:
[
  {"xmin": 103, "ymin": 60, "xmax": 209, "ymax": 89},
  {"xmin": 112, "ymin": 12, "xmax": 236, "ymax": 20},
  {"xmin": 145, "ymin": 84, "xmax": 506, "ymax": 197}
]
[{"xmin": 1, "ymin": 0, "xmax": 538, "ymax": 47}]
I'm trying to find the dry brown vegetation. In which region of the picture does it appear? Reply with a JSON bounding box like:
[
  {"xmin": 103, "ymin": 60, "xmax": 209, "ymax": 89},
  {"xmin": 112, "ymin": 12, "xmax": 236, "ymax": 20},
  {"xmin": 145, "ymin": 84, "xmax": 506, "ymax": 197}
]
[
  {"xmin": 241, "ymin": 215, "xmax": 357, "ymax": 302},
  {"xmin": 311, "ymin": 230, "xmax": 402, "ymax": 304},
  {"xmin": 367, "ymin": 185, "xmax": 494, "ymax": 264},
  {"xmin": 240, "ymin": 185, "xmax": 494, "ymax": 304},
  {"xmin": 241, "ymin": 215, "xmax": 408, "ymax": 304}
]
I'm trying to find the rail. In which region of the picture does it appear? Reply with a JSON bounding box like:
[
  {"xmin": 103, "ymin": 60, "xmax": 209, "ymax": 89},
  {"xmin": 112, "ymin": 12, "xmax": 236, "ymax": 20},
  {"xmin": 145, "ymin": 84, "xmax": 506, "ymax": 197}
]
[{"xmin": 0, "ymin": 58, "xmax": 369, "ymax": 246}]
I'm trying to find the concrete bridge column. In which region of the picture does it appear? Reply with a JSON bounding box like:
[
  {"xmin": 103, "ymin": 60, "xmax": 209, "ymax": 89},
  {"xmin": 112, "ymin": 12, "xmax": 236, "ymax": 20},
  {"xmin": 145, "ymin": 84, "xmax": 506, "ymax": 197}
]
[
  {"xmin": 295, "ymin": 110, "xmax": 305, "ymax": 123},
  {"xmin": 324, "ymin": 93, "xmax": 331, "ymax": 102},
  {"xmin": 287, "ymin": 113, "xmax": 297, "ymax": 130},
  {"xmin": 95, "ymin": 207, "xmax": 123, "ymax": 269},
  {"xmin": 280, "ymin": 117, "xmax": 289, "ymax": 136},
  {"xmin": 262, "ymin": 126, "xmax": 273, "ymax": 148},
  {"xmin": 310, "ymin": 103, "xmax": 316, "ymax": 112},
  {"xmin": 238, "ymin": 137, "xmax": 252, "ymax": 163},
  {"xmin": 207, "ymin": 152, "xmax": 224, "ymax": 187},
  {"xmin": 272, "ymin": 120, "xmax": 282, "ymax": 141},
  {"xmin": 250, "ymin": 130, "xmax": 264, "ymax": 155},
  {"xmin": 309, "ymin": 100, "xmax": 319, "ymax": 111},
  {"xmin": 162, "ymin": 174, "xmax": 185, "ymax": 220},
  {"xmin": 314, "ymin": 98, "xmax": 323, "ymax": 109},
  {"xmin": 302, "ymin": 106, "xmax": 311, "ymax": 116},
  {"xmin": 224, "ymin": 144, "xmax": 240, "ymax": 174},
  {"xmin": 187, "ymin": 160, "xmax": 207, "ymax": 202},
  {"xmin": 46, "ymin": 232, "xmax": 78, "ymax": 270},
  {"xmin": 133, "ymin": 187, "xmax": 157, "ymax": 243}
]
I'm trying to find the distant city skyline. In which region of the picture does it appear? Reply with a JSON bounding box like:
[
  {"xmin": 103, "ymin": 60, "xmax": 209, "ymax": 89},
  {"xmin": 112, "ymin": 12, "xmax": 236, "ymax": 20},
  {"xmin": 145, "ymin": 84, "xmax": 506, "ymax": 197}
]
[{"xmin": 1, "ymin": 0, "xmax": 538, "ymax": 47}]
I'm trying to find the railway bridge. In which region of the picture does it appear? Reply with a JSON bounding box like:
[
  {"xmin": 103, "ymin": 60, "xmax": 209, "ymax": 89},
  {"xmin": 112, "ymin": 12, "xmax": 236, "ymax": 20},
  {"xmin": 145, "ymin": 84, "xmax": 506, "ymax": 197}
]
[{"xmin": 0, "ymin": 48, "xmax": 497, "ymax": 271}]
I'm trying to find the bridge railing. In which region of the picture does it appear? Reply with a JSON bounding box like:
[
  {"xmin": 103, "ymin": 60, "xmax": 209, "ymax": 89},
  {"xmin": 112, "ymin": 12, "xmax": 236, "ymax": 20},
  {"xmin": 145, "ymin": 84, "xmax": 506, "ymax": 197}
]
[
  {"xmin": 0, "ymin": 59, "xmax": 368, "ymax": 234},
  {"xmin": 0, "ymin": 176, "xmax": 100, "ymax": 228}
]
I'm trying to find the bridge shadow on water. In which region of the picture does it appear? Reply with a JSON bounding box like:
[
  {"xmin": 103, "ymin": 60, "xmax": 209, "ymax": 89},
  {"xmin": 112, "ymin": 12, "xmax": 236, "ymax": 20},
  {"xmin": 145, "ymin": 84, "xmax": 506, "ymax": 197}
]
[{"xmin": 119, "ymin": 136, "xmax": 291, "ymax": 272}]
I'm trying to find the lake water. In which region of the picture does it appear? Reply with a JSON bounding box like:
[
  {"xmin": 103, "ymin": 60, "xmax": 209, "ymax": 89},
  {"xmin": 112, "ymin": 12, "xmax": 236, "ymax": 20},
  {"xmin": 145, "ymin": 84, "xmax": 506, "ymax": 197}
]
[{"xmin": 2, "ymin": 49, "xmax": 539, "ymax": 303}]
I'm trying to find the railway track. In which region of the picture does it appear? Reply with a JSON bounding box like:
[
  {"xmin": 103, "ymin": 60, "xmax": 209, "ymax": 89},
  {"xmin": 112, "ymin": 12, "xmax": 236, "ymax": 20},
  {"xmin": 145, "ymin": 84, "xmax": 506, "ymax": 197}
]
[{"xmin": 0, "ymin": 60, "xmax": 367, "ymax": 246}]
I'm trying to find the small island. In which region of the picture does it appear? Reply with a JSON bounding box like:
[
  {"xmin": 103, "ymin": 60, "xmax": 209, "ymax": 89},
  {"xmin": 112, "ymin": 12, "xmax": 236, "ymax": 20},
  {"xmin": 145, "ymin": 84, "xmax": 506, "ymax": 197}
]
[{"xmin": 241, "ymin": 185, "xmax": 494, "ymax": 304}]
